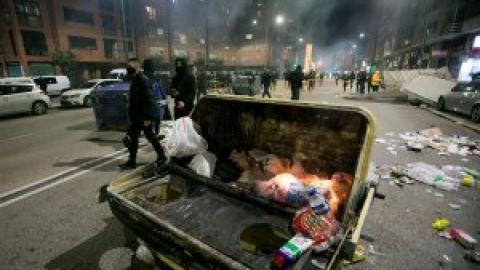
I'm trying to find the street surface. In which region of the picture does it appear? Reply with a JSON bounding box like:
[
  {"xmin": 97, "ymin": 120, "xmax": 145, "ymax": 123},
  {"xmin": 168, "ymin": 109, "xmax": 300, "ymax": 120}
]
[{"xmin": 0, "ymin": 80, "xmax": 479, "ymax": 270}]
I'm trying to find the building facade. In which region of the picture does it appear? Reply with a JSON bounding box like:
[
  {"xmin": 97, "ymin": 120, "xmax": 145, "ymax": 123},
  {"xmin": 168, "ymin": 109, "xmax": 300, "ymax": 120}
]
[{"xmin": 369, "ymin": 0, "xmax": 480, "ymax": 76}]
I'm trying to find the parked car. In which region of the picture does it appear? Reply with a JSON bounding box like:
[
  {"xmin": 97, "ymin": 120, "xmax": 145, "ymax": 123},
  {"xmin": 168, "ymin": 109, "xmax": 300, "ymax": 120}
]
[
  {"xmin": 437, "ymin": 81, "xmax": 480, "ymax": 122},
  {"xmin": 33, "ymin": 76, "xmax": 71, "ymax": 96},
  {"xmin": 60, "ymin": 79, "xmax": 121, "ymax": 107},
  {"xmin": 106, "ymin": 68, "xmax": 127, "ymax": 80},
  {"xmin": 0, "ymin": 77, "xmax": 36, "ymax": 85},
  {"xmin": 0, "ymin": 83, "xmax": 51, "ymax": 116}
]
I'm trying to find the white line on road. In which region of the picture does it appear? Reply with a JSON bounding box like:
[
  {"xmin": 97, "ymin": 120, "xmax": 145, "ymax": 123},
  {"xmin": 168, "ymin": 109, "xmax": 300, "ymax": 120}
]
[
  {"xmin": 0, "ymin": 153, "xmax": 128, "ymax": 209},
  {"xmin": 0, "ymin": 149, "xmax": 127, "ymax": 201},
  {"xmin": 0, "ymin": 134, "xmax": 32, "ymax": 143}
]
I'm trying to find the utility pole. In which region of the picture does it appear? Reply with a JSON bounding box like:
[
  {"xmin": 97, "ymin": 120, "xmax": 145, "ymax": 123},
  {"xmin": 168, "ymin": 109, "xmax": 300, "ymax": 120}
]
[
  {"xmin": 205, "ymin": 0, "xmax": 210, "ymax": 68},
  {"xmin": 166, "ymin": 0, "xmax": 174, "ymax": 69}
]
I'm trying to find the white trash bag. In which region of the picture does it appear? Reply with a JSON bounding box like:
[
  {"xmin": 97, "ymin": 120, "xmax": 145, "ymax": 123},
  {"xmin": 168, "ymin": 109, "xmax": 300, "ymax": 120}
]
[
  {"xmin": 162, "ymin": 117, "xmax": 207, "ymax": 158},
  {"xmin": 188, "ymin": 151, "xmax": 218, "ymax": 178}
]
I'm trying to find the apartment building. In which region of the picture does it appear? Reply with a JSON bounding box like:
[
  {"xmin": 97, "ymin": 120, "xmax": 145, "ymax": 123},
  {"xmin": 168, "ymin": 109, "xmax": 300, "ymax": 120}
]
[{"xmin": 0, "ymin": 0, "xmax": 137, "ymax": 82}]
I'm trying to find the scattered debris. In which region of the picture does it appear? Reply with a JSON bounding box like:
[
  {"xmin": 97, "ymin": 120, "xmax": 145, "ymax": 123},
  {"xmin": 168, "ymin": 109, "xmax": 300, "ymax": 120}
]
[
  {"xmin": 407, "ymin": 141, "xmax": 423, "ymax": 152},
  {"xmin": 432, "ymin": 218, "xmax": 450, "ymax": 231},
  {"xmin": 450, "ymin": 229, "xmax": 478, "ymax": 250},
  {"xmin": 464, "ymin": 251, "xmax": 480, "ymax": 263},
  {"xmin": 438, "ymin": 231, "xmax": 453, "ymax": 240},
  {"xmin": 448, "ymin": 203, "xmax": 461, "ymax": 210},
  {"xmin": 462, "ymin": 175, "xmax": 475, "ymax": 187},
  {"xmin": 375, "ymin": 138, "xmax": 387, "ymax": 144},
  {"xmin": 443, "ymin": 254, "xmax": 452, "ymax": 263},
  {"xmin": 435, "ymin": 193, "xmax": 444, "ymax": 198}
]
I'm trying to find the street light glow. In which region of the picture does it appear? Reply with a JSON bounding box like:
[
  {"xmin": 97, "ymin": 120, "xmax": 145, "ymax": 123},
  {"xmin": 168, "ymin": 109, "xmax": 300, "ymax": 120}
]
[
  {"xmin": 298, "ymin": 37, "xmax": 304, "ymax": 43},
  {"xmin": 275, "ymin": 14, "xmax": 285, "ymax": 25},
  {"xmin": 252, "ymin": 19, "xmax": 257, "ymax": 25},
  {"xmin": 359, "ymin": 33, "xmax": 365, "ymax": 39},
  {"xmin": 353, "ymin": 44, "xmax": 357, "ymax": 48}
]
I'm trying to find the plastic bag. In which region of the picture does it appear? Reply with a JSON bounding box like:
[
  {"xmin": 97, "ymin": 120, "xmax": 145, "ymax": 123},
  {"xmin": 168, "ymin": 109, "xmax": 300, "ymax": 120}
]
[
  {"xmin": 162, "ymin": 117, "xmax": 207, "ymax": 158},
  {"xmin": 406, "ymin": 162, "xmax": 460, "ymax": 191},
  {"xmin": 187, "ymin": 151, "xmax": 217, "ymax": 177}
]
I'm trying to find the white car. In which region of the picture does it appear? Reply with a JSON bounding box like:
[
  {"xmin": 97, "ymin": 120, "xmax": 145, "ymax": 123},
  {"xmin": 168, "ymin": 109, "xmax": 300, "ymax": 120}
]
[
  {"xmin": 0, "ymin": 83, "xmax": 51, "ymax": 116},
  {"xmin": 33, "ymin": 76, "xmax": 71, "ymax": 96},
  {"xmin": 60, "ymin": 79, "xmax": 121, "ymax": 107}
]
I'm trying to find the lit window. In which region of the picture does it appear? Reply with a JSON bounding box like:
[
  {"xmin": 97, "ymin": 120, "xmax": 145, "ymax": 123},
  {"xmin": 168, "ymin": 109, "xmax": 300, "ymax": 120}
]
[{"xmin": 145, "ymin": 6, "xmax": 156, "ymax": 20}]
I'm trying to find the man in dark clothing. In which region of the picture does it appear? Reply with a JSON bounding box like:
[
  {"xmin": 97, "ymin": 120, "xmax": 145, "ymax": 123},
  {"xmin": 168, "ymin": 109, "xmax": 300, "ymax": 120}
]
[
  {"xmin": 349, "ymin": 71, "xmax": 355, "ymax": 90},
  {"xmin": 288, "ymin": 65, "xmax": 304, "ymax": 100},
  {"xmin": 170, "ymin": 58, "xmax": 196, "ymax": 119},
  {"xmin": 357, "ymin": 69, "xmax": 367, "ymax": 94},
  {"xmin": 261, "ymin": 69, "xmax": 271, "ymax": 98},
  {"xmin": 119, "ymin": 58, "xmax": 167, "ymax": 170},
  {"xmin": 196, "ymin": 67, "xmax": 208, "ymax": 103}
]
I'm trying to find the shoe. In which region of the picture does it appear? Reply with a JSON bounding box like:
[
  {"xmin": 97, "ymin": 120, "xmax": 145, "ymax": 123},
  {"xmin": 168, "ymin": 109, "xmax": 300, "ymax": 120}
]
[{"xmin": 118, "ymin": 161, "xmax": 137, "ymax": 170}]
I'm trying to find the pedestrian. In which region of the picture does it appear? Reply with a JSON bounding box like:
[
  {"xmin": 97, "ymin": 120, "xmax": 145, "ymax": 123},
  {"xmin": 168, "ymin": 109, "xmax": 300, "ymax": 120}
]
[
  {"xmin": 170, "ymin": 58, "xmax": 196, "ymax": 119},
  {"xmin": 39, "ymin": 81, "xmax": 48, "ymax": 95},
  {"xmin": 319, "ymin": 72, "xmax": 324, "ymax": 86},
  {"xmin": 287, "ymin": 65, "xmax": 304, "ymax": 100},
  {"xmin": 248, "ymin": 73, "xmax": 255, "ymax": 96},
  {"xmin": 307, "ymin": 70, "xmax": 315, "ymax": 92},
  {"xmin": 342, "ymin": 72, "xmax": 349, "ymax": 93},
  {"xmin": 349, "ymin": 70, "xmax": 355, "ymax": 90},
  {"xmin": 196, "ymin": 67, "xmax": 208, "ymax": 103},
  {"xmin": 357, "ymin": 68, "xmax": 367, "ymax": 94},
  {"xmin": 334, "ymin": 71, "xmax": 339, "ymax": 86},
  {"xmin": 118, "ymin": 58, "xmax": 167, "ymax": 170},
  {"xmin": 367, "ymin": 72, "xmax": 372, "ymax": 93},
  {"xmin": 142, "ymin": 58, "xmax": 164, "ymax": 135},
  {"xmin": 261, "ymin": 68, "xmax": 272, "ymax": 98},
  {"xmin": 371, "ymin": 70, "xmax": 381, "ymax": 93}
]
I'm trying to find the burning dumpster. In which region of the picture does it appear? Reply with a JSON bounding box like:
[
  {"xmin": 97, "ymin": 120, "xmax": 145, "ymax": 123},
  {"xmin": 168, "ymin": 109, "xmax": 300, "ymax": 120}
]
[{"xmin": 101, "ymin": 95, "xmax": 380, "ymax": 269}]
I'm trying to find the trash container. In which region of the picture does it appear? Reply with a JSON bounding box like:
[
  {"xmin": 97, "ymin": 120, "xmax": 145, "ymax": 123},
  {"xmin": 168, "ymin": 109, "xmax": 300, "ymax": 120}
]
[
  {"xmin": 91, "ymin": 82, "xmax": 130, "ymax": 131},
  {"xmin": 101, "ymin": 96, "xmax": 380, "ymax": 270}
]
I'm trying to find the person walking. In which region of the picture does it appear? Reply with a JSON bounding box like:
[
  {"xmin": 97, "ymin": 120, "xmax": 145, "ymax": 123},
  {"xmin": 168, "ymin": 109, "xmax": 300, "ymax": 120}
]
[
  {"xmin": 349, "ymin": 70, "xmax": 355, "ymax": 90},
  {"xmin": 357, "ymin": 68, "xmax": 367, "ymax": 94},
  {"xmin": 170, "ymin": 58, "xmax": 196, "ymax": 119},
  {"xmin": 143, "ymin": 58, "xmax": 165, "ymax": 135},
  {"xmin": 119, "ymin": 58, "xmax": 167, "ymax": 170},
  {"xmin": 342, "ymin": 72, "xmax": 349, "ymax": 93},
  {"xmin": 371, "ymin": 70, "xmax": 381, "ymax": 93},
  {"xmin": 288, "ymin": 65, "xmax": 304, "ymax": 100},
  {"xmin": 261, "ymin": 69, "xmax": 272, "ymax": 98}
]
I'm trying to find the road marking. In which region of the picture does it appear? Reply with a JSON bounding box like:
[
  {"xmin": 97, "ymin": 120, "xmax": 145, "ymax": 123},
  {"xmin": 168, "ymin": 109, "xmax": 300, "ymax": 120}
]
[
  {"xmin": 0, "ymin": 134, "xmax": 31, "ymax": 143},
  {"xmin": 0, "ymin": 149, "xmax": 127, "ymax": 201},
  {"xmin": 0, "ymin": 153, "xmax": 128, "ymax": 209}
]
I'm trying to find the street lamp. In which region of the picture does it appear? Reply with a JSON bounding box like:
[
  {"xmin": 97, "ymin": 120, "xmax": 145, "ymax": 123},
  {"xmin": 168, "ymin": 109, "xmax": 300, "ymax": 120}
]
[
  {"xmin": 298, "ymin": 37, "xmax": 304, "ymax": 43},
  {"xmin": 275, "ymin": 14, "xmax": 285, "ymax": 25},
  {"xmin": 359, "ymin": 32, "xmax": 365, "ymax": 39},
  {"xmin": 353, "ymin": 44, "xmax": 357, "ymax": 49},
  {"xmin": 252, "ymin": 19, "xmax": 257, "ymax": 26}
]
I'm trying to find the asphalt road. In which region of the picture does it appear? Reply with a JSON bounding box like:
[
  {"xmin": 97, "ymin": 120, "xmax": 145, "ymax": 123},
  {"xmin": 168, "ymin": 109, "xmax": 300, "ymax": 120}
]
[{"xmin": 0, "ymin": 80, "xmax": 479, "ymax": 270}]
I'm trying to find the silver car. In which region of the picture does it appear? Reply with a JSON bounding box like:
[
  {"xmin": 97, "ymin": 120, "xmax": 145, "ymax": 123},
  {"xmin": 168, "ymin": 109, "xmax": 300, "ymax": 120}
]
[{"xmin": 437, "ymin": 82, "xmax": 480, "ymax": 122}]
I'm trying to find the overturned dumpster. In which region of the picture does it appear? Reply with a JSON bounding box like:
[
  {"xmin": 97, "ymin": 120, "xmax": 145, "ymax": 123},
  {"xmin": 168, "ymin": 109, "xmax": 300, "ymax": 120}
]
[{"xmin": 101, "ymin": 96, "xmax": 381, "ymax": 270}]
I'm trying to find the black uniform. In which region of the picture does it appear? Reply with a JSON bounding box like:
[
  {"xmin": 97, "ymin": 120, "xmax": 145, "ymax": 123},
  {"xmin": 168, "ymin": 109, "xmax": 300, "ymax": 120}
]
[
  {"xmin": 171, "ymin": 59, "xmax": 196, "ymax": 119},
  {"xmin": 288, "ymin": 66, "xmax": 304, "ymax": 100},
  {"xmin": 125, "ymin": 72, "xmax": 166, "ymax": 166}
]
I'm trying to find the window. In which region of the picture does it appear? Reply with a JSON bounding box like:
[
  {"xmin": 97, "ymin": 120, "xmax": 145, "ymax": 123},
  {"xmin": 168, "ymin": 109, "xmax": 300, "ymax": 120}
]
[
  {"xmin": 99, "ymin": 0, "xmax": 115, "ymax": 12},
  {"xmin": 34, "ymin": 77, "xmax": 57, "ymax": 85},
  {"xmin": 64, "ymin": 7, "xmax": 94, "ymax": 26},
  {"xmin": 15, "ymin": 0, "xmax": 42, "ymax": 27},
  {"xmin": 103, "ymin": 39, "xmax": 116, "ymax": 58},
  {"xmin": 146, "ymin": 6, "xmax": 156, "ymax": 20},
  {"xmin": 101, "ymin": 15, "xmax": 116, "ymax": 36},
  {"xmin": 21, "ymin": 30, "xmax": 48, "ymax": 55},
  {"xmin": 10, "ymin": 85, "xmax": 33, "ymax": 94},
  {"xmin": 0, "ymin": 85, "xmax": 32, "ymax": 95},
  {"xmin": 68, "ymin": 36, "xmax": 97, "ymax": 50}
]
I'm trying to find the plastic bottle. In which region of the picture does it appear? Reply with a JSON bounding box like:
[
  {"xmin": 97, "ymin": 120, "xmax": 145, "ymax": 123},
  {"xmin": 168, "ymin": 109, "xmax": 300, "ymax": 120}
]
[
  {"xmin": 274, "ymin": 182, "xmax": 310, "ymax": 205},
  {"xmin": 272, "ymin": 233, "xmax": 314, "ymax": 269},
  {"xmin": 308, "ymin": 189, "xmax": 330, "ymax": 215}
]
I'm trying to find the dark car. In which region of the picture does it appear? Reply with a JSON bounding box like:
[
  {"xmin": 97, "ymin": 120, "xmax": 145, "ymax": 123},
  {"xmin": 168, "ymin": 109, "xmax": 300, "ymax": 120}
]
[{"xmin": 437, "ymin": 81, "xmax": 480, "ymax": 122}]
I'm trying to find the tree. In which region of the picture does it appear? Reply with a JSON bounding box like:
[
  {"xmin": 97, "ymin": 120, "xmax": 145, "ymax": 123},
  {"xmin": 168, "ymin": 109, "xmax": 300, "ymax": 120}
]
[{"xmin": 51, "ymin": 51, "xmax": 78, "ymax": 83}]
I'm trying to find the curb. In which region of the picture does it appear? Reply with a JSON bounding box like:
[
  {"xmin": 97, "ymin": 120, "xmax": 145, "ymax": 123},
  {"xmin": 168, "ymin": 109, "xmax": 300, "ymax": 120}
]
[{"xmin": 425, "ymin": 107, "xmax": 480, "ymax": 133}]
